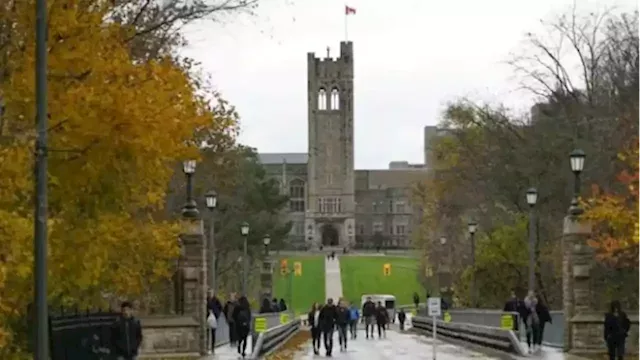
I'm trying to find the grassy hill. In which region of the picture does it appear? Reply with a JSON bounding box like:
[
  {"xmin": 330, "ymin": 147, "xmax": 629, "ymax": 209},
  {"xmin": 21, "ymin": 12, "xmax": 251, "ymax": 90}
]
[
  {"xmin": 340, "ymin": 256, "xmax": 423, "ymax": 306},
  {"xmin": 273, "ymin": 255, "xmax": 325, "ymax": 315}
]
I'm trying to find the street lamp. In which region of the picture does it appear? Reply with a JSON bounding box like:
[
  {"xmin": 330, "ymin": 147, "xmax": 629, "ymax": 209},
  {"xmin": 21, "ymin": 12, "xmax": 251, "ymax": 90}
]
[
  {"xmin": 439, "ymin": 237, "xmax": 447, "ymax": 245},
  {"xmin": 240, "ymin": 222, "xmax": 250, "ymax": 296},
  {"xmin": 526, "ymin": 187, "xmax": 538, "ymax": 294},
  {"xmin": 569, "ymin": 149, "xmax": 586, "ymax": 215},
  {"xmin": 181, "ymin": 160, "xmax": 199, "ymax": 218},
  {"xmin": 468, "ymin": 220, "xmax": 477, "ymax": 307},
  {"xmin": 205, "ymin": 190, "xmax": 217, "ymax": 292},
  {"xmin": 263, "ymin": 234, "xmax": 271, "ymax": 255}
]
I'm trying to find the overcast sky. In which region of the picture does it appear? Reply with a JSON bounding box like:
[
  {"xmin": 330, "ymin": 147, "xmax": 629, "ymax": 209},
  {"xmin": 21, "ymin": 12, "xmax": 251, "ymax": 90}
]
[{"xmin": 181, "ymin": 0, "xmax": 635, "ymax": 169}]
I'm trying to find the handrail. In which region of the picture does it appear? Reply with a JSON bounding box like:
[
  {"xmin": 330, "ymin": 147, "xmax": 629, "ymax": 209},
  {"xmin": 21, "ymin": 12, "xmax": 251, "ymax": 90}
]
[{"xmin": 249, "ymin": 318, "xmax": 301, "ymax": 359}]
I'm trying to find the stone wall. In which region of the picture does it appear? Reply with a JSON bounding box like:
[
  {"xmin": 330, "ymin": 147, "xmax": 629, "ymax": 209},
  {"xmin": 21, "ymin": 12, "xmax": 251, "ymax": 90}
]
[
  {"xmin": 570, "ymin": 313, "xmax": 639, "ymax": 358},
  {"xmin": 138, "ymin": 315, "xmax": 199, "ymax": 358}
]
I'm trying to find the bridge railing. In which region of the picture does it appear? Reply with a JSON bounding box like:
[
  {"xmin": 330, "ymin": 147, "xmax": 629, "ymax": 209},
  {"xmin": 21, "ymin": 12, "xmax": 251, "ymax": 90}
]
[{"xmin": 417, "ymin": 308, "xmax": 564, "ymax": 348}]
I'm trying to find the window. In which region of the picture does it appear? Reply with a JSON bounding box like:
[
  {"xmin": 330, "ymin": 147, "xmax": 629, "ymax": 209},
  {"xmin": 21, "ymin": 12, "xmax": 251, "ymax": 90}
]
[
  {"xmin": 325, "ymin": 173, "xmax": 333, "ymax": 185},
  {"xmin": 372, "ymin": 201, "xmax": 378, "ymax": 213},
  {"xmin": 317, "ymin": 198, "xmax": 322, "ymax": 212},
  {"xmin": 317, "ymin": 88, "xmax": 327, "ymax": 110},
  {"xmin": 388, "ymin": 200, "xmax": 394, "ymax": 213},
  {"xmin": 358, "ymin": 224, "xmax": 365, "ymax": 234},
  {"xmin": 293, "ymin": 222, "xmax": 305, "ymax": 236},
  {"xmin": 326, "ymin": 198, "xmax": 335, "ymax": 213},
  {"xmin": 330, "ymin": 88, "xmax": 340, "ymax": 110},
  {"xmin": 395, "ymin": 201, "xmax": 406, "ymax": 214},
  {"xmin": 372, "ymin": 221, "xmax": 383, "ymax": 233},
  {"xmin": 289, "ymin": 179, "xmax": 305, "ymax": 212},
  {"xmin": 395, "ymin": 225, "xmax": 406, "ymax": 235},
  {"xmin": 336, "ymin": 198, "xmax": 342, "ymax": 213}
]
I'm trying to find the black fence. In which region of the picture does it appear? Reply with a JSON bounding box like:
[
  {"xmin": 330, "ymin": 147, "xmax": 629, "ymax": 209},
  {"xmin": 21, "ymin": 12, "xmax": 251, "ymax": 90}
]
[{"xmin": 48, "ymin": 307, "xmax": 120, "ymax": 360}]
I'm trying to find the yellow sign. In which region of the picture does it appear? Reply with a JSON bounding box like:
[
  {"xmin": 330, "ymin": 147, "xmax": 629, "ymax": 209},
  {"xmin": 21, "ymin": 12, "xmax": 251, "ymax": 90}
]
[
  {"xmin": 294, "ymin": 261, "xmax": 302, "ymax": 276},
  {"xmin": 383, "ymin": 263, "xmax": 391, "ymax": 276},
  {"xmin": 280, "ymin": 259, "xmax": 289, "ymax": 275},
  {"xmin": 500, "ymin": 314, "xmax": 513, "ymax": 329},
  {"xmin": 280, "ymin": 313, "xmax": 290, "ymax": 324},
  {"xmin": 443, "ymin": 312, "xmax": 451, "ymax": 323},
  {"xmin": 254, "ymin": 317, "xmax": 267, "ymax": 333}
]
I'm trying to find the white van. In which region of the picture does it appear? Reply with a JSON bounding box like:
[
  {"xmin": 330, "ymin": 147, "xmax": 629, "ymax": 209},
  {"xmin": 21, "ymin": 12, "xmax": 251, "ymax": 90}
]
[{"xmin": 360, "ymin": 294, "xmax": 397, "ymax": 323}]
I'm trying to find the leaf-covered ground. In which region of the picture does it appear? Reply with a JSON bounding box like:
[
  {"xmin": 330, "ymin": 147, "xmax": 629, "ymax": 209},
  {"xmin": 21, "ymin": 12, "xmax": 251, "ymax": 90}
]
[{"xmin": 265, "ymin": 330, "xmax": 311, "ymax": 360}]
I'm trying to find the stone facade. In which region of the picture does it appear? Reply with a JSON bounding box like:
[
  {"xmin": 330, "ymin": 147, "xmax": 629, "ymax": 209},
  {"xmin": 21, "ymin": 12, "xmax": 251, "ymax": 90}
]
[
  {"xmin": 138, "ymin": 315, "xmax": 200, "ymax": 357},
  {"xmin": 258, "ymin": 41, "xmax": 432, "ymax": 250},
  {"xmin": 177, "ymin": 218, "xmax": 208, "ymax": 355}
]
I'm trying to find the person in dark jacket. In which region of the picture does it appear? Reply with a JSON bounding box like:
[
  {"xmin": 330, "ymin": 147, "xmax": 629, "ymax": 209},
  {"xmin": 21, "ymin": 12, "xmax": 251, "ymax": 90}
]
[
  {"xmin": 206, "ymin": 290, "xmax": 222, "ymax": 354},
  {"xmin": 271, "ymin": 298, "xmax": 280, "ymax": 312},
  {"xmin": 375, "ymin": 301, "xmax": 389, "ymax": 339},
  {"xmin": 223, "ymin": 293, "xmax": 238, "ymax": 347},
  {"xmin": 279, "ymin": 298, "xmax": 288, "ymax": 312},
  {"xmin": 362, "ymin": 296, "xmax": 376, "ymax": 339},
  {"xmin": 110, "ymin": 301, "xmax": 143, "ymax": 360},
  {"xmin": 413, "ymin": 292, "xmax": 420, "ymax": 309},
  {"xmin": 308, "ymin": 302, "xmax": 322, "ymax": 355},
  {"xmin": 319, "ymin": 298, "xmax": 338, "ymax": 356},
  {"xmin": 232, "ymin": 296, "xmax": 252, "ymax": 358},
  {"xmin": 534, "ymin": 299, "xmax": 552, "ymax": 348},
  {"xmin": 503, "ymin": 290, "xmax": 525, "ymax": 332},
  {"xmin": 398, "ymin": 309, "xmax": 407, "ymax": 331},
  {"xmin": 259, "ymin": 298, "xmax": 272, "ymax": 314},
  {"xmin": 604, "ymin": 300, "xmax": 631, "ymax": 360},
  {"xmin": 335, "ymin": 300, "xmax": 350, "ymax": 352}
]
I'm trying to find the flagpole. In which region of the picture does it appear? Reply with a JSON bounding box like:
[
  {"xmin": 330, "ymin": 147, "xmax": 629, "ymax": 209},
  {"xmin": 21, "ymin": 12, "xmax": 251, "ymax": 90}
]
[{"xmin": 344, "ymin": 5, "xmax": 348, "ymax": 41}]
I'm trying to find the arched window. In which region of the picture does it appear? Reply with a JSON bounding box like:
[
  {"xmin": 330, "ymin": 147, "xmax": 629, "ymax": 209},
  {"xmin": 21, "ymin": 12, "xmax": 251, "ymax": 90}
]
[
  {"xmin": 317, "ymin": 88, "xmax": 327, "ymax": 110},
  {"xmin": 289, "ymin": 179, "xmax": 305, "ymax": 212},
  {"xmin": 330, "ymin": 88, "xmax": 340, "ymax": 110}
]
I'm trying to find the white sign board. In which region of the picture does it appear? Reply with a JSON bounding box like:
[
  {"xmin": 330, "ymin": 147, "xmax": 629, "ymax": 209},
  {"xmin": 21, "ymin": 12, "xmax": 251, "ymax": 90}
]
[{"xmin": 428, "ymin": 297, "xmax": 441, "ymax": 317}]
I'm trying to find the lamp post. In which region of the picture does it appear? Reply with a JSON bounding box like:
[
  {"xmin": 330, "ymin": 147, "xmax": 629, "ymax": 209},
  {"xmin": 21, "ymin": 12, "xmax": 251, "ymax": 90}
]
[
  {"xmin": 263, "ymin": 234, "xmax": 271, "ymax": 256},
  {"xmin": 182, "ymin": 160, "xmax": 199, "ymax": 218},
  {"xmin": 240, "ymin": 222, "xmax": 250, "ymax": 296},
  {"xmin": 205, "ymin": 190, "xmax": 217, "ymax": 292},
  {"xmin": 468, "ymin": 221, "xmax": 478, "ymax": 307},
  {"xmin": 569, "ymin": 149, "xmax": 586, "ymax": 215},
  {"xmin": 526, "ymin": 187, "xmax": 538, "ymax": 293},
  {"xmin": 34, "ymin": 0, "xmax": 49, "ymax": 357}
]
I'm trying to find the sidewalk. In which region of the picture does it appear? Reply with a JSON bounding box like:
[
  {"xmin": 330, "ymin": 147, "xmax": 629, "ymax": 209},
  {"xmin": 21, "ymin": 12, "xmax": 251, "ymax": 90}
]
[
  {"xmin": 200, "ymin": 336, "xmax": 253, "ymax": 360},
  {"xmin": 325, "ymin": 255, "xmax": 343, "ymax": 301}
]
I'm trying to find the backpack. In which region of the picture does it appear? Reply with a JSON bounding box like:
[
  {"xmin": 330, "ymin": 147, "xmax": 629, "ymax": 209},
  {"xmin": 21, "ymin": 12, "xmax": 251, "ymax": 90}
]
[{"xmin": 237, "ymin": 308, "xmax": 250, "ymax": 327}]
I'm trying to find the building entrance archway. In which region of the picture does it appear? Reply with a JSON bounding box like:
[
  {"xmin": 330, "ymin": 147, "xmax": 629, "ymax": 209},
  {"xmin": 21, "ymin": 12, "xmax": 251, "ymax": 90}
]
[{"xmin": 321, "ymin": 224, "xmax": 340, "ymax": 247}]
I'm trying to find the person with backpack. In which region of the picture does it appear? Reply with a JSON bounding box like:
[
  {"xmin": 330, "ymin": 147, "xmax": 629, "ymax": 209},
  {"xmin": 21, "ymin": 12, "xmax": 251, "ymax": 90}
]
[
  {"xmin": 348, "ymin": 302, "xmax": 360, "ymax": 339},
  {"xmin": 232, "ymin": 296, "xmax": 252, "ymax": 358},
  {"xmin": 110, "ymin": 301, "xmax": 143, "ymax": 360},
  {"xmin": 375, "ymin": 301, "xmax": 389, "ymax": 339}
]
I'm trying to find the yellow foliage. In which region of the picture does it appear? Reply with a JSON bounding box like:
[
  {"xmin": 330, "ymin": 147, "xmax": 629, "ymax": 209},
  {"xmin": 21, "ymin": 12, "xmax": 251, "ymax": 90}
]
[{"xmin": 0, "ymin": 0, "xmax": 236, "ymax": 353}]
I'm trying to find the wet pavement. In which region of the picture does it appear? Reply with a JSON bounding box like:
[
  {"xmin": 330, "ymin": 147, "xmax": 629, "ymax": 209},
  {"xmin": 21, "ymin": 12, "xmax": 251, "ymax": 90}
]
[{"xmin": 201, "ymin": 336, "xmax": 253, "ymax": 360}]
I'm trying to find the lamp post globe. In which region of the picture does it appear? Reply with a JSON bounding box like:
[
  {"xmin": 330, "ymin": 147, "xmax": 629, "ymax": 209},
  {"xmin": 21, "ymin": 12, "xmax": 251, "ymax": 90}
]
[
  {"xmin": 182, "ymin": 159, "xmax": 196, "ymax": 174},
  {"xmin": 263, "ymin": 234, "xmax": 271, "ymax": 246},
  {"xmin": 569, "ymin": 149, "xmax": 586, "ymax": 173},
  {"xmin": 439, "ymin": 237, "xmax": 447, "ymax": 245},
  {"xmin": 240, "ymin": 222, "xmax": 250, "ymax": 236},
  {"xmin": 467, "ymin": 221, "xmax": 477, "ymax": 235},
  {"xmin": 205, "ymin": 190, "xmax": 217, "ymax": 210},
  {"xmin": 526, "ymin": 187, "xmax": 538, "ymax": 207}
]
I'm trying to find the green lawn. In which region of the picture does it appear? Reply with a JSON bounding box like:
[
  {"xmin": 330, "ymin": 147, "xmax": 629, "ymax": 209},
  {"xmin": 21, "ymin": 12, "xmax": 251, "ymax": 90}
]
[
  {"xmin": 340, "ymin": 257, "xmax": 423, "ymax": 306},
  {"xmin": 273, "ymin": 255, "xmax": 325, "ymax": 315}
]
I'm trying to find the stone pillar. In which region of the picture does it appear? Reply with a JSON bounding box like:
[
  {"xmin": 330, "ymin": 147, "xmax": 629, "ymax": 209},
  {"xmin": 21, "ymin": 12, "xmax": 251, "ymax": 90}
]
[
  {"xmin": 260, "ymin": 259, "xmax": 274, "ymax": 302},
  {"xmin": 179, "ymin": 218, "xmax": 208, "ymax": 355}
]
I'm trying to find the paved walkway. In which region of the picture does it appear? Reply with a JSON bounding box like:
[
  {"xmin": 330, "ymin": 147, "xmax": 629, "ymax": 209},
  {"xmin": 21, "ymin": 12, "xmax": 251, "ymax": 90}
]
[
  {"xmin": 201, "ymin": 336, "xmax": 253, "ymax": 360},
  {"xmin": 293, "ymin": 328, "xmax": 501, "ymax": 359},
  {"xmin": 325, "ymin": 256, "xmax": 343, "ymax": 301}
]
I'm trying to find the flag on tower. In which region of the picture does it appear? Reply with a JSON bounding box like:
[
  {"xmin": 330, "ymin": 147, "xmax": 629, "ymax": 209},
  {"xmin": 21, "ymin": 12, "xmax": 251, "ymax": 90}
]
[{"xmin": 345, "ymin": 5, "xmax": 356, "ymax": 15}]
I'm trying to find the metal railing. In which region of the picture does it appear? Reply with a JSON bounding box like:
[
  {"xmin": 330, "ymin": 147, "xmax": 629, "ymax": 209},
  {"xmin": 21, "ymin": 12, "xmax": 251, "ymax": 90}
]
[{"xmin": 249, "ymin": 317, "xmax": 301, "ymax": 359}]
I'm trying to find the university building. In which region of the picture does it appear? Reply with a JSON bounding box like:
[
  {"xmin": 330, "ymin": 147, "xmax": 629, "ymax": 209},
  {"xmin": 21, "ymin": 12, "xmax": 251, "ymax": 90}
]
[{"xmin": 258, "ymin": 41, "xmax": 438, "ymax": 250}]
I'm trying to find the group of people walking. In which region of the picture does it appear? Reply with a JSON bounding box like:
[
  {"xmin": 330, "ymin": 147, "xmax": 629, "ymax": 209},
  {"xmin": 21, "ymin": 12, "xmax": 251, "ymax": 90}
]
[
  {"xmin": 307, "ymin": 296, "xmax": 393, "ymax": 357},
  {"xmin": 504, "ymin": 290, "xmax": 631, "ymax": 360},
  {"xmin": 206, "ymin": 291, "xmax": 254, "ymax": 358}
]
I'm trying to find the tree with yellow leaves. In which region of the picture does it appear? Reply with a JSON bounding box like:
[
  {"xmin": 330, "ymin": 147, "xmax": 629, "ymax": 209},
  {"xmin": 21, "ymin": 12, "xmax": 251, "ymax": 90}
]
[
  {"xmin": 0, "ymin": 1, "xmax": 236, "ymax": 353},
  {"xmin": 584, "ymin": 140, "xmax": 639, "ymax": 268}
]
